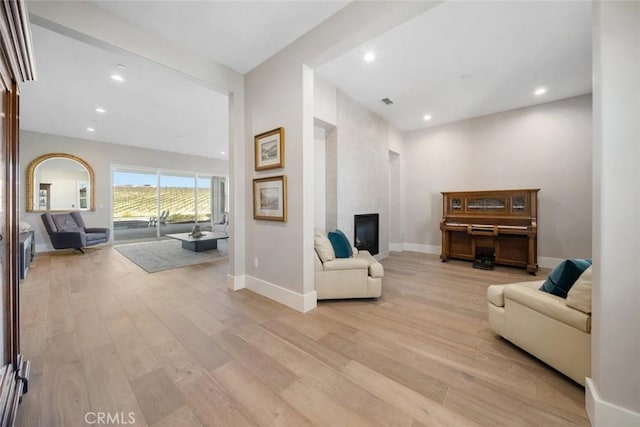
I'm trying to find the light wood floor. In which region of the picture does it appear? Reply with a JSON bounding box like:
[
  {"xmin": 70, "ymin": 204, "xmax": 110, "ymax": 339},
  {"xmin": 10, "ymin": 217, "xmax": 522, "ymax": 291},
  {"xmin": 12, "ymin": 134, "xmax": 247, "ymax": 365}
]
[{"xmin": 16, "ymin": 247, "xmax": 588, "ymax": 426}]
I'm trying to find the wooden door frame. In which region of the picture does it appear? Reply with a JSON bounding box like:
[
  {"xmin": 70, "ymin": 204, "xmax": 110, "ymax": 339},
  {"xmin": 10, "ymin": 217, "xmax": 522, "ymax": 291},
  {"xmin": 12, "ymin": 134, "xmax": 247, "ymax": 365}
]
[
  {"xmin": 0, "ymin": 0, "xmax": 36, "ymax": 423},
  {"xmin": 1, "ymin": 0, "xmax": 34, "ymax": 369},
  {"xmin": 6, "ymin": 82, "xmax": 19, "ymax": 366}
]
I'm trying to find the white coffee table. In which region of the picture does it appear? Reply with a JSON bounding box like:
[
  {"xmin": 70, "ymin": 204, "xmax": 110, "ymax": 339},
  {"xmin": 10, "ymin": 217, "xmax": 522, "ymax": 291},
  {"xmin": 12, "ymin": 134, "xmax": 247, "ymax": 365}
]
[{"xmin": 166, "ymin": 231, "xmax": 228, "ymax": 252}]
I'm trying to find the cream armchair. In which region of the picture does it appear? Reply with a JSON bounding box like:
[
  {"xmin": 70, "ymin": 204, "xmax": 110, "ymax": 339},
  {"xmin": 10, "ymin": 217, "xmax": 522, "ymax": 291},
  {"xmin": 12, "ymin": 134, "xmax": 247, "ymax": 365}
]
[
  {"xmin": 487, "ymin": 267, "xmax": 592, "ymax": 385},
  {"xmin": 314, "ymin": 229, "xmax": 383, "ymax": 300}
]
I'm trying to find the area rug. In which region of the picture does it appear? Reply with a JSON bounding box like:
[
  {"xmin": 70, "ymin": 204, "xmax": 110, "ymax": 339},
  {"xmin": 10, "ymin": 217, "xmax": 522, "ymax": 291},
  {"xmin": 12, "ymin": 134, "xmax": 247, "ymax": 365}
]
[{"xmin": 115, "ymin": 238, "xmax": 228, "ymax": 273}]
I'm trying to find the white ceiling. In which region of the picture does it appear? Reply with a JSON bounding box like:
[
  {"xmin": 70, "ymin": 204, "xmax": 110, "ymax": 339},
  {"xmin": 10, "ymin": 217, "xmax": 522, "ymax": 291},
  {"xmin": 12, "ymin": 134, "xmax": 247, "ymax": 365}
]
[
  {"xmin": 21, "ymin": 1, "xmax": 349, "ymax": 160},
  {"xmin": 21, "ymin": 25, "xmax": 230, "ymax": 159},
  {"xmin": 316, "ymin": 1, "xmax": 592, "ymax": 131},
  {"xmin": 22, "ymin": 1, "xmax": 592, "ymax": 159},
  {"xmin": 90, "ymin": 0, "xmax": 350, "ymax": 74}
]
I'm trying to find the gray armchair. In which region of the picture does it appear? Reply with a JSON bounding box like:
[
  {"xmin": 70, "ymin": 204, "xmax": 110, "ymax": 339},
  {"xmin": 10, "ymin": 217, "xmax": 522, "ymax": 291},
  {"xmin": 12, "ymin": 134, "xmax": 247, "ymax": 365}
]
[{"xmin": 41, "ymin": 212, "xmax": 110, "ymax": 253}]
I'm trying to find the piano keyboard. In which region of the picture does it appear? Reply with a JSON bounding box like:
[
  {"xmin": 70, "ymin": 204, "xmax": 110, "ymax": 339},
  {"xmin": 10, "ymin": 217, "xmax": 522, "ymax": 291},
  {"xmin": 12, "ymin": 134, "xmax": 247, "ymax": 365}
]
[{"xmin": 445, "ymin": 222, "xmax": 528, "ymax": 230}]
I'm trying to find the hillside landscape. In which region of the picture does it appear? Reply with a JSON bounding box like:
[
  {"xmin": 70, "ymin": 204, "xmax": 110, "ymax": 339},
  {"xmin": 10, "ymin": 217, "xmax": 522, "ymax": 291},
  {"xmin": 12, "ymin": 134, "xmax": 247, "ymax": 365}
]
[{"xmin": 113, "ymin": 186, "xmax": 211, "ymax": 222}]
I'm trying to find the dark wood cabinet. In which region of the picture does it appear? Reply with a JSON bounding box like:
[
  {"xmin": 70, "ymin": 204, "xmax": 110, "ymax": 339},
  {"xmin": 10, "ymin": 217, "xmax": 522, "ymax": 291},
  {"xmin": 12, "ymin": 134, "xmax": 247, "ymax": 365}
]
[{"xmin": 440, "ymin": 189, "xmax": 540, "ymax": 274}]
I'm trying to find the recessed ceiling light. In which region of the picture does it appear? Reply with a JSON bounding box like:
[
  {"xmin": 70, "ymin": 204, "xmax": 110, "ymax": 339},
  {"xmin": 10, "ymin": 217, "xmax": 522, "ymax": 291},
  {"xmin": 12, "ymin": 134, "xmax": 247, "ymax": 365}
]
[
  {"xmin": 95, "ymin": 107, "xmax": 106, "ymax": 113},
  {"xmin": 110, "ymin": 74, "xmax": 125, "ymax": 82},
  {"xmin": 423, "ymin": 114, "xmax": 432, "ymax": 121},
  {"xmin": 86, "ymin": 127, "xmax": 95, "ymax": 132},
  {"xmin": 364, "ymin": 52, "xmax": 375, "ymax": 62},
  {"xmin": 221, "ymin": 151, "xmax": 226, "ymax": 155},
  {"xmin": 534, "ymin": 86, "xmax": 547, "ymax": 96},
  {"xmin": 116, "ymin": 64, "xmax": 127, "ymax": 69}
]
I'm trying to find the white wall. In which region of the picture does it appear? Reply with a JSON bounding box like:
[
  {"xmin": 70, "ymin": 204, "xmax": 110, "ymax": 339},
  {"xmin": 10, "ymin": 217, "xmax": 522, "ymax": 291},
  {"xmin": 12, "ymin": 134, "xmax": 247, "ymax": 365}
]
[
  {"xmin": 388, "ymin": 125, "xmax": 404, "ymax": 250},
  {"xmin": 401, "ymin": 95, "xmax": 593, "ymax": 264},
  {"xmin": 245, "ymin": 59, "xmax": 311, "ymax": 311},
  {"xmin": 335, "ymin": 91, "xmax": 394, "ymax": 259},
  {"xmin": 242, "ymin": 2, "xmax": 437, "ymax": 312},
  {"xmin": 388, "ymin": 124, "xmax": 404, "ymax": 154},
  {"xmin": 314, "ymin": 126, "xmax": 326, "ymax": 230},
  {"xmin": 587, "ymin": 2, "xmax": 640, "ymax": 426},
  {"xmin": 314, "ymin": 77, "xmax": 337, "ymax": 126},
  {"xmin": 388, "ymin": 151, "xmax": 402, "ymax": 248},
  {"xmin": 325, "ymin": 127, "xmax": 338, "ymax": 232},
  {"xmin": 20, "ymin": 130, "xmax": 228, "ymax": 251},
  {"xmin": 314, "ymin": 77, "xmax": 337, "ymax": 234}
]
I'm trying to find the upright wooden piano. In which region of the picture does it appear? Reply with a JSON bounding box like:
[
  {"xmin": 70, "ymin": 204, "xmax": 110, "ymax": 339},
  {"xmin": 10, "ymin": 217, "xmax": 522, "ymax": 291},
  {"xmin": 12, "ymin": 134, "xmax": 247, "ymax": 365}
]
[{"xmin": 440, "ymin": 189, "xmax": 540, "ymax": 274}]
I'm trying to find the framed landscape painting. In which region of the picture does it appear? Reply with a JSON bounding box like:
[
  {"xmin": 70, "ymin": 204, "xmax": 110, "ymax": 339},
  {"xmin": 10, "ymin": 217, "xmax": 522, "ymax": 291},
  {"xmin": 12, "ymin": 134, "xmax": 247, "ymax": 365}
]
[
  {"xmin": 255, "ymin": 127, "xmax": 284, "ymax": 170},
  {"xmin": 253, "ymin": 175, "xmax": 287, "ymax": 222}
]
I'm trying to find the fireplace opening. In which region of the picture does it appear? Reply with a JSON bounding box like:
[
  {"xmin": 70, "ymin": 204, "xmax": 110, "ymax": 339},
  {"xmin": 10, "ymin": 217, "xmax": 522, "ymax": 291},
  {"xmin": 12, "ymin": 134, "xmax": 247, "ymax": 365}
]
[{"xmin": 354, "ymin": 213, "xmax": 379, "ymax": 255}]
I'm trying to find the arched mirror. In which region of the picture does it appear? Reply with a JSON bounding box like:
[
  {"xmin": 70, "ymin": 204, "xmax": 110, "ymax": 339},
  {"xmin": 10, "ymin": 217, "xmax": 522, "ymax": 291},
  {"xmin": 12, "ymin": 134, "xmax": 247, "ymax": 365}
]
[{"xmin": 26, "ymin": 153, "xmax": 95, "ymax": 212}]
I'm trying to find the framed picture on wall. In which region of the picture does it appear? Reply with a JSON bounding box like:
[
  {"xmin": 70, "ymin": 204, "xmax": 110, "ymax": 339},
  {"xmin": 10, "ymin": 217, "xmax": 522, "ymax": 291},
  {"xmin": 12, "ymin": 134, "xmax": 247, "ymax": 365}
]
[
  {"xmin": 254, "ymin": 127, "xmax": 284, "ymax": 170},
  {"xmin": 253, "ymin": 175, "xmax": 287, "ymax": 222}
]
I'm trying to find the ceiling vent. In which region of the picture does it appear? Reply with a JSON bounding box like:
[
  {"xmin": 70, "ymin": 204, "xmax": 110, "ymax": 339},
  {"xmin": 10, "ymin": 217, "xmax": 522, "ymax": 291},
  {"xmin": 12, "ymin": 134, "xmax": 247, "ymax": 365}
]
[{"xmin": 381, "ymin": 98, "xmax": 394, "ymax": 105}]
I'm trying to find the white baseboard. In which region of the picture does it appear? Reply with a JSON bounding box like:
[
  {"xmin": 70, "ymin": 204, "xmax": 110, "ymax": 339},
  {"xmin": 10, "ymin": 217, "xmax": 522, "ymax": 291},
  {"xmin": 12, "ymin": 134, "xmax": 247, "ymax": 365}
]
[
  {"xmin": 374, "ymin": 250, "xmax": 389, "ymax": 262},
  {"xmin": 389, "ymin": 243, "xmax": 563, "ymax": 269},
  {"xmin": 35, "ymin": 243, "xmax": 53, "ymax": 253},
  {"xmin": 389, "ymin": 243, "xmax": 404, "ymax": 252},
  {"xmin": 226, "ymin": 274, "xmax": 245, "ymax": 291},
  {"xmin": 586, "ymin": 377, "xmax": 595, "ymax": 424},
  {"xmin": 244, "ymin": 275, "xmax": 317, "ymax": 313},
  {"xmin": 302, "ymin": 291, "xmax": 318, "ymax": 313},
  {"xmin": 586, "ymin": 377, "xmax": 640, "ymax": 426},
  {"xmin": 538, "ymin": 256, "xmax": 564, "ymax": 269},
  {"xmin": 402, "ymin": 243, "xmax": 442, "ymax": 255}
]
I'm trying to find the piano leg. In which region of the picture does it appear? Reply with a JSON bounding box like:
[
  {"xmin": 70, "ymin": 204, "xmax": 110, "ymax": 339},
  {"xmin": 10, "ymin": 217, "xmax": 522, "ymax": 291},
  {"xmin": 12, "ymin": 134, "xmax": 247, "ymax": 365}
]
[
  {"xmin": 441, "ymin": 230, "xmax": 449, "ymax": 262},
  {"xmin": 527, "ymin": 235, "xmax": 538, "ymax": 275}
]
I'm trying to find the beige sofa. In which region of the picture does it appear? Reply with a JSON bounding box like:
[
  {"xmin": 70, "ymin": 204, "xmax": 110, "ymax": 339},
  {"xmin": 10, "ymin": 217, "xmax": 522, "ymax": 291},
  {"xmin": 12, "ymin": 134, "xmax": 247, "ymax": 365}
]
[
  {"xmin": 486, "ymin": 267, "xmax": 592, "ymax": 385},
  {"xmin": 314, "ymin": 229, "xmax": 383, "ymax": 300}
]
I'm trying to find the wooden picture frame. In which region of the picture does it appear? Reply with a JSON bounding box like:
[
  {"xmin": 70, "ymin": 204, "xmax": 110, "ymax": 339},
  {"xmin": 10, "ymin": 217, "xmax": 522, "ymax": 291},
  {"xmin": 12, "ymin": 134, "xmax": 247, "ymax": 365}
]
[
  {"xmin": 253, "ymin": 175, "xmax": 287, "ymax": 222},
  {"xmin": 254, "ymin": 127, "xmax": 284, "ymax": 170}
]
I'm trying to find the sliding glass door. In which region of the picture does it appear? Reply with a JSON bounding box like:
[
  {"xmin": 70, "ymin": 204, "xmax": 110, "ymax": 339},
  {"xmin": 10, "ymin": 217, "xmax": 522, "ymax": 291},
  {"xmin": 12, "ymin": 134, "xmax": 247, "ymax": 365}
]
[
  {"xmin": 113, "ymin": 171, "xmax": 159, "ymax": 241},
  {"xmin": 211, "ymin": 176, "xmax": 227, "ymax": 225},
  {"xmin": 113, "ymin": 168, "xmax": 226, "ymax": 242},
  {"xmin": 197, "ymin": 177, "xmax": 213, "ymax": 225},
  {"xmin": 159, "ymin": 173, "xmax": 197, "ymax": 237}
]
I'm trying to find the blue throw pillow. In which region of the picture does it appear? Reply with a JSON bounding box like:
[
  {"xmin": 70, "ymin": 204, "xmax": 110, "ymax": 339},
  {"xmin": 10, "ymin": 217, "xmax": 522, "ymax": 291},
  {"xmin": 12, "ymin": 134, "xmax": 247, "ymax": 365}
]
[
  {"xmin": 327, "ymin": 229, "xmax": 353, "ymax": 258},
  {"xmin": 539, "ymin": 259, "xmax": 592, "ymax": 298}
]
